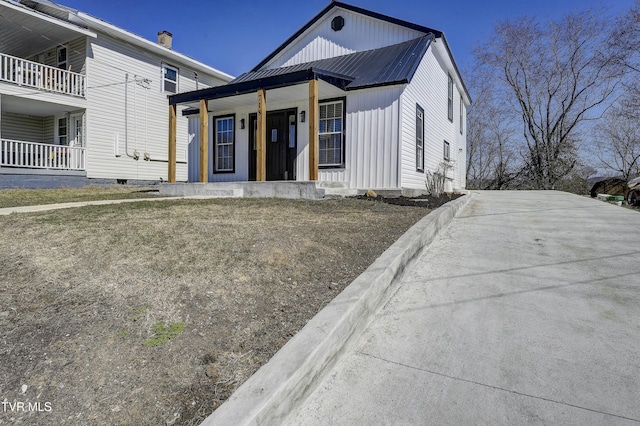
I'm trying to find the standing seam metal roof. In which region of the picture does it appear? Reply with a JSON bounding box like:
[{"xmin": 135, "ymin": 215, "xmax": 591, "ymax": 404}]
[{"xmin": 231, "ymin": 35, "xmax": 434, "ymax": 90}]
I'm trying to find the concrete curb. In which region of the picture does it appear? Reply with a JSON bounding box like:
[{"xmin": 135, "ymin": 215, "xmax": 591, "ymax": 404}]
[{"xmin": 201, "ymin": 193, "xmax": 474, "ymax": 426}]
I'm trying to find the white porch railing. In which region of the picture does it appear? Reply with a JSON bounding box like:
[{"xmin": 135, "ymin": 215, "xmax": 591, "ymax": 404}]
[
  {"xmin": 1, "ymin": 139, "xmax": 86, "ymax": 171},
  {"xmin": 0, "ymin": 53, "xmax": 86, "ymax": 98}
]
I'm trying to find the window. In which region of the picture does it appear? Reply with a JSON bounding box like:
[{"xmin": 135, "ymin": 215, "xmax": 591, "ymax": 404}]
[
  {"xmin": 319, "ymin": 99, "xmax": 344, "ymax": 167},
  {"xmin": 416, "ymin": 104, "xmax": 424, "ymax": 172},
  {"xmin": 448, "ymin": 74, "xmax": 454, "ymax": 122},
  {"xmin": 443, "ymin": 140, "xmax": 450, "ymax": 161},
  {"xmin": 57, "ymin": 46, "xmax": 67, "ymax": 70},
  {"xmin": 459, "ymin": 95, "xmax": 464, "ymax": 134},
  {"xmin": 162, "ymin": 63, "xmax": 178, "ymax": 93},
  {"xmin": 214, "ymin": 115, "xmax": 234, "ymax": 172},
  {"xmin": 58, "ymin": 117, "xmax": 68, "ymax": 145}
]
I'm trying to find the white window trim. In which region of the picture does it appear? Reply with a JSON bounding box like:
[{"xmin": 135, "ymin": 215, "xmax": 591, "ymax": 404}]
[
  {"xmin": 444, "ymin": 140, "xmax": 451, "ymax": 161},
  {"xmin": 416, "ymin": 104, "xmax": 424, "ymax": 172},
  {"xmin": 55, "ymin": 115, "xmax": 68, "ymax": 146},
  {"xmin": 459, "ymin": 95, "xmax": 464, "ymax": 134},
  {"xmin": 318, "ymin": 99, "xmax": 344, "ymax": 167},
  {"xmin": 448, "ymin": 74, "xmax": 454, "ymax": 122},
  {"xmin": 70, "ymin": 113, "xmax": 85, "ymax": 147},
  {"xmin": 214, "ymin": 115, "xmax": 234, "ymax": 172},
  {"xmin": 57, "ymin": 45, "xmax": 68, "ymax": 70},
  {"xmin": 161, "ymin": 63, "xmax": 179, "ymax": 94}
]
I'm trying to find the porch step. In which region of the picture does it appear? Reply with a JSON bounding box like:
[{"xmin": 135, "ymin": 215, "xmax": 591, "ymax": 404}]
[{"xmin": 159, "ymin": 182, "xmax": 324, "ymax": 200}]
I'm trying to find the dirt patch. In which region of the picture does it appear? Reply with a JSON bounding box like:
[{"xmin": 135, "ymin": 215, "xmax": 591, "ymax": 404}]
[
  {"xmin": 353, "ymin": 192, "xmax": 463, "ymax": 208},
  {"xmin": 0, "ymin": 196, "xmax": 459, "ymax": 425}
]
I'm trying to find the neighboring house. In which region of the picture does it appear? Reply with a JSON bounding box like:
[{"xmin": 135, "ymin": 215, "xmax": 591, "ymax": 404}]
[
  {"xmin": 0, "ymin": 0, "xmax": 232, "ymax": 185},
  {"xmin": 169, "ymin": 1, "xmax": 470, "ymax": 192}
]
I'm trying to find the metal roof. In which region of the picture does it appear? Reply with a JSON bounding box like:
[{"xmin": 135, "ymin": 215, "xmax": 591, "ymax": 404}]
[
  {"xmin": 232, "ymin": 35, "xmax": 434, "ymax": 91},
  {"xmin": 169, "ymin": 36, "xmax": 433, "ymax": 106}
]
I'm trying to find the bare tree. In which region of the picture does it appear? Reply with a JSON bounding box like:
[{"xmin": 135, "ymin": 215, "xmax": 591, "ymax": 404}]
[
  {"xmin": 466, "ymin": 70, "xmax": 519, "ymax": 189},
  {"xmin": 611, "ymin": 0, "xmax": 640, "ymax": 113},
  {"xmin": 593, "ymin": 103, "xmax": 640, "ymax": 180},
  {"xmin": 474, "ymin": 10, "xmax": 623, "ymax": 189}
]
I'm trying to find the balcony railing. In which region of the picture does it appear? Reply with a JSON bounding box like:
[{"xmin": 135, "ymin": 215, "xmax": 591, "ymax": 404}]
[
  {"xmin": 1, "ymin": 139, "xmax": 86, "ymax": 171},
  {"xmin": 0, "ymin": 53, "xmax": 86, "ymax": 97}
]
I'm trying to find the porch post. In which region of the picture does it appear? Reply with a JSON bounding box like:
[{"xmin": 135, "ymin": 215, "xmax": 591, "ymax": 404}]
[
  {"xmin": 199, "ymin": 99, "xmax": 209, "ymax": 183},
  {"xmin": 257, "ymin": 89, "xmax": 267, "ymax": 181},
  {"xmin": 168, "ymin": 103, "xmax": 177, "ymax": 183},
  {"xmin": 308, "ymin": 79, "xmax": 319, "ymax": 181}
]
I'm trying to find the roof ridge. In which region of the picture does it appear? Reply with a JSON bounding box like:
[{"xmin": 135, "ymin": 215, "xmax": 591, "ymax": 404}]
[{"xmin": 250, "ymin": 2, "xmax": 441, "ymax": 72}]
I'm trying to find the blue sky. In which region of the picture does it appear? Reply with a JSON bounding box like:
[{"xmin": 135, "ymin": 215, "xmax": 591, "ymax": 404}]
[{"xmin": 58, "ymin": 0, "xmax": 634, "ymax": 77}]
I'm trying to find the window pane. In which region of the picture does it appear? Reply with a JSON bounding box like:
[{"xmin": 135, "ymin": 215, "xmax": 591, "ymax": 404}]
[
  {"xmin": 215, "ymin": 117, "xmax": 234, "ymax": 171},
  {"xmin": 164, "ymin": 81, "xmax": 176, "ymax": 93},
  {"xmin": 318, "ymin": 101, "xmax": 343, "ymax": 166},
  {"xmin": 165, "ymin": 67, "xmax": 177, "ymax": 81}
]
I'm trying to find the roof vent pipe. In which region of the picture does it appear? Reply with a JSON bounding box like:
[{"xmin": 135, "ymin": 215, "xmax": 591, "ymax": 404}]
[{"xmin": 157, "ymin": 30, "xmax": 173, "ymax": 49}]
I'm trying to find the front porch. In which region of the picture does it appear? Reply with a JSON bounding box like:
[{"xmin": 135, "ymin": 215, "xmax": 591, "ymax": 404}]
[
  {"xmin": 0, "ymin": 94, "xmax": 87, "ymax": 173},
  {"xmin": 0, "ymin": 53, "xmax": 86, "ymax": 98},
  {"xmin": 168, "ymin": 68, "xmax": 352, "ymax": 185},
  {"xmin": 0, "ymin": 138, "xmax": 85, "ymax": 172}
]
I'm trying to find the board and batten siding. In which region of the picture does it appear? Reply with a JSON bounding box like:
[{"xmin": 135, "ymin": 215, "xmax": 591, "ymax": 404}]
[
  {"xmin": 84, "ymin": 33, "xmax": 227, "ymax": 181},
  {"xmin": 189, "ymin": 98, "xmax": 311, "ymax": 183},
  {"xmin": 188, "ymin": 107, "xmax": 252, "ymax": 183},
  {"xmin": 317, "ymin": 86, "xmax": 401, "ymax": 189},
  {"xmin": 400, "ymin": 44, "xmax": 466, "ymax": 190},
  {"xmin": 187, "ymin": 88, "xmax": 402, "ymax": 189},
  {"xmin": 264, "ymin": 8, "xmax": 424, "ymax": 70}
]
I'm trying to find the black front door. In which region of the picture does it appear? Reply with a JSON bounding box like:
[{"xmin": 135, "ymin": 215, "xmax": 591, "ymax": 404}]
[{"xmin": 249, "ymin": 109, "xmax": 297, "ymax": 181}]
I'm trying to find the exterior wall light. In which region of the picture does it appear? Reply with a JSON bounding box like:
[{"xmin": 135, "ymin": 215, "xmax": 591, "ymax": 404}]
[
  {"xmin": 240, "ymin": 118, "xmax": 245, "ymax": 129},
  {"xmin": 300, "ymin": 111, "xmax": 306, "ymax": 123}
]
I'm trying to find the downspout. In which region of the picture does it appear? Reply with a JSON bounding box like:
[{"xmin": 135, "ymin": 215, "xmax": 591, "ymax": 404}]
[
  {"xmin": 123, "ymin": 73, "xmax": 139, "ymax": 160},
  {"xmin": 396, "ymin": 90, "xmax": 403, "ymax": 189}
]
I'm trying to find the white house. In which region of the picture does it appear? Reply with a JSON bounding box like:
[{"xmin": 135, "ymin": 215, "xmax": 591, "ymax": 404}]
[
  {"xmin": 168, "ymin": 1, "xmax": 470, "ymax": 192},
  {"xmin": 0, "ymin": 0, "xmax": 232, "ymax": 185}
]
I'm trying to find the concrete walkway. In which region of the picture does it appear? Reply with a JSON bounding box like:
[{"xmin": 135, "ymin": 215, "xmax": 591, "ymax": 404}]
[
  {"xmin": 283, "ymin": 191, "xmax": 640, "ymax": 425},
  {"xmin": 0, "ymin": 195, "xmax": 226, "ymax": 216}
]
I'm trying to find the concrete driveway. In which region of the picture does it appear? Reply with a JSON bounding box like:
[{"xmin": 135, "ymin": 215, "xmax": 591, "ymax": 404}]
[{"xmin": 283, "ymin": 191, "xmax": 640, "ymax": 425}]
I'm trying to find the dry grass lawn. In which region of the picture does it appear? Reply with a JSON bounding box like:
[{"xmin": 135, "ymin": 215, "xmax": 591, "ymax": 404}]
[
  {"xmin": 0, "ymin": 197, "xmax": 432, "ymax": 425},
  {"xmin": 0, "ymin": 185, "xmax": 162, "ymax": 209}
]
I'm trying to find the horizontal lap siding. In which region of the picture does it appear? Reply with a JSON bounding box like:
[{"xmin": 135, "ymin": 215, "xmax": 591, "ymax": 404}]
[
  {"xmin": 42, "ymin": 37, "xmax": 86, "ymax": 74},
  {"xmin": 85, "ymin": 34, "xmax": 227, "ymax": 181},
  {"xmin": 1, "ymin": 112, "xmax": 49, "ymax": 143},
  {"xmin": 266, "ymin": 9, "xmax": 424, "ymax": 69}
]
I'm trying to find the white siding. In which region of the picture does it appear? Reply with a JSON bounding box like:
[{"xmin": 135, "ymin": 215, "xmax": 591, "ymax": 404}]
[
  {"xmin": 264, "ymin": 8, "xmax": 424, "ymax": 69},
  {"xmin": 39, "ymin": 37, "xmax": 86, "ymax": 74},
  {"xmin": 454, "ymin": 99, "xmax": 467, "ymax": 190},
  {"xmin": 196, "ymin": 99, "xmax": 308, "ymax": 183},
  {"xmin": 0, "ymin": 112, "xmax": 52, "ymax": 143},
  {"xmin": 84, "ymin": 33, "xmax": 228, "ymax": 181},
  {"xmin": 317, "ymin": 87, "xmax": 401, "ymax": 189},
  {"xmin": 400, "ymin": 44, "xmax": 466, "ymax": 190}
]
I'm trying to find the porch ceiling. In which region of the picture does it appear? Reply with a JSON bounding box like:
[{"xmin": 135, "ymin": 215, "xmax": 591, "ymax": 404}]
[
  {"xmin": 0, "ymin": 94, "xmax": 82, "ymax": 116},
  {"xmin": 0, "ymin": 1, "xmax": 96, "ymax": 58},
  {"xmin": 181, "ymin": 80, "xmax": 345, "ymax": 114}
]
